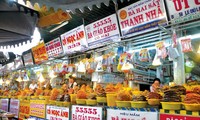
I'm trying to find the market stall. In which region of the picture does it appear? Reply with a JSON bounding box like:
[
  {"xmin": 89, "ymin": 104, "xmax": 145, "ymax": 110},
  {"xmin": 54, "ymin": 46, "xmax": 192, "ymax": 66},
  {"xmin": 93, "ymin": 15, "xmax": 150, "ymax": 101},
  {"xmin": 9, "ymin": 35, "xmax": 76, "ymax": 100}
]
[{"xmin": 0, "ymin": 0, "xmax": 200, "ymax": 120}]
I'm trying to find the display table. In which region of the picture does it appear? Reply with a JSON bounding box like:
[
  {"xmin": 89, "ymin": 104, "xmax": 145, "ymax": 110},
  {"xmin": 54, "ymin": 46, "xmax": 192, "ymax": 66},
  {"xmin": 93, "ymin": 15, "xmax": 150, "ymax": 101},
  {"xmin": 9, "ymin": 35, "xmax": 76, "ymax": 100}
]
[{"xmin": 1, "ymin": 97, "xmax": 200, "ymax": 120}]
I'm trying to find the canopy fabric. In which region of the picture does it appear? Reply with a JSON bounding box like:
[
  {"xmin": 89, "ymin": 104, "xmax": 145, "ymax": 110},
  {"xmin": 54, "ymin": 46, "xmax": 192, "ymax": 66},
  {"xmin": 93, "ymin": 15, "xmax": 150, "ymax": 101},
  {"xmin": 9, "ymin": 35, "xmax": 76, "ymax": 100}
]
[{"xmin": 0, "ymin": 0, "xmax": 38, "ymax": 47}]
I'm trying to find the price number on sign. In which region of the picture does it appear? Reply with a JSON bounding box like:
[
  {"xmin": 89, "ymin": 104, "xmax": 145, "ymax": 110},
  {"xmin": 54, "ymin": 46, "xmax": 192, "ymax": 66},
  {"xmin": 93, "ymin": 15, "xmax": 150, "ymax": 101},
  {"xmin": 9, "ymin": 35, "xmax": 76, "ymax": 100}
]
[
  {"xmin": 93, "ymin": 17, "xmax": 112, "ymax": 28},
  {"xmin": 75, "ymin": 107, "xmax": 97, "ymax": 115},
  {"xmin": 172, "ymin": 0, "xmax": 200, "ymax": 11}
]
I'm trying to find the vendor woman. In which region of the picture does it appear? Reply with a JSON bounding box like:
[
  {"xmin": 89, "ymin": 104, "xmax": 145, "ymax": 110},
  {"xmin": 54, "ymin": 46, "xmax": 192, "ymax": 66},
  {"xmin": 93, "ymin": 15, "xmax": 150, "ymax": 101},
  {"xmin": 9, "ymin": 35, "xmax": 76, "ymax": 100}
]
[
  {"xmin": 150, "ymin": 78, "xmax": 162, "ymax": 92},
  {"xmin": 68, "ymin": 75, "xmax": 77, "ymax": 89}
]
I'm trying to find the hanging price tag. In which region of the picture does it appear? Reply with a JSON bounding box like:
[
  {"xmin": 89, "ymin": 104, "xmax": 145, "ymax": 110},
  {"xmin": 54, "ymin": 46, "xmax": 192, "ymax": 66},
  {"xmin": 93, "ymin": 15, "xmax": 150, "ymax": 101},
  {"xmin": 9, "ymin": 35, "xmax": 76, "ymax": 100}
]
[{"xmin": 181, "ymin": 38, "xmax": 192, "ymax": 53}]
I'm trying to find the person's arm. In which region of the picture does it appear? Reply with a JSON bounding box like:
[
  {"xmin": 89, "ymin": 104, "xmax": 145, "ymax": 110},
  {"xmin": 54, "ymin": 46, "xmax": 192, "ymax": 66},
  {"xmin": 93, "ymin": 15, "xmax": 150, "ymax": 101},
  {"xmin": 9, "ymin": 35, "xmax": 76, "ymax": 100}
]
[
  {"xmin": 150, "ymin": 86, "xmax": 153, "ymax": 92},
  {"xmin": 73, "ymin": 82, "xmax": 78, "ymax": 89},
  {"xmin": 35, "ymin": 84, "xmax": 38, "ymax": 89},
  {"xmin": 29, "ymin": 84, "xmax": 32, "ymax": 89}
]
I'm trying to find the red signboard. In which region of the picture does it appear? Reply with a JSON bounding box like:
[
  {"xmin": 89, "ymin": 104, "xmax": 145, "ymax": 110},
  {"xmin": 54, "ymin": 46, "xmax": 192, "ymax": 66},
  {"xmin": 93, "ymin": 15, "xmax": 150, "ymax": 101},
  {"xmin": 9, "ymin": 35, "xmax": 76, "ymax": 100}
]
[
  {"xmin": 32, "ymin": 41, "xmax": 48, "ymax": 64},
  {"xmin": 160, "ymin": 113, "xmax": 200, "ymax": 120},
  {"xmin": 19, "ymin": 101, "xmax": 30, "ymax": 120}
]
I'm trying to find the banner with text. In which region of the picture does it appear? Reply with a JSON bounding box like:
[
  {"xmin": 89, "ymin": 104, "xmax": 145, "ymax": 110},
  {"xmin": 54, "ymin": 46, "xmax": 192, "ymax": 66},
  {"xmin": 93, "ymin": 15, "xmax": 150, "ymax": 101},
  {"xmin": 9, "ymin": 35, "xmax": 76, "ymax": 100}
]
[
  {"xmin": 9, "ymin": 99, "xmax": 20, "ymax": 118},
  {"xmin": 71, "ymin": 105, "xmax": 103, "ymax": 120},
  {"xmin": 19, "ymin": 101, "xmax": 30, "ymax": 120},
  {"xmin": 118, "ymin": 0, "xmax": 167, "ymax": 37},
  {"xmin": 46, "ymin": 105, "xmax": 69, "ymax": 120},
  {"xmin": 107, "ymin": 109, "xmax": 158, "ymax": 120},
  {"xmin": 30, "ymin": 102, "xmax": 46, "ymax": 118},
  {"xmin": 45, "ymin": 37, "xmax": 63, "ymax": 58},
  {"xmin": 1, "ymin": 99, "xmax": 9, "ymax": 112},
  {"xmin": 23, "ymin": 53, "xmax": 34, "ymax": 66},
  {"xmin": 85, "ymin": 14, "xmax": 120, "ymax": 48},
  {"xmin": 165, "ymin": 0, "xmax": 200, "ymax": 24},
  {"xmin": 32, "ymin": 41, "xmax": 48, "ymax": 64},
  {"xmin": 160, "ymin": 113, "xmax": 200, "ymax": 120},
  {"xmin": 61, "ymin": 25, "xmax": 88, "ymax": 54}
]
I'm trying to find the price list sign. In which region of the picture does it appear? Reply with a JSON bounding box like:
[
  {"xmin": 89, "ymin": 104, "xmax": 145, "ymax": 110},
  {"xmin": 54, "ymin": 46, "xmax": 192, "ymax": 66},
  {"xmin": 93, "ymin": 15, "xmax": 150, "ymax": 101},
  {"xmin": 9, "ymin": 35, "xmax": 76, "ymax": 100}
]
[
  {"xmin": 45, "ymin": 37, "xmax": 63, "ymax": 58},
  {"xmin": 9, "ymin": 99, "xmax": 20, "ymax": 118},
  {"xmin": 1, "ymin": 99, "xmax": 9, "ymax": 112},
  {"xmin": 71, "ymin": 105, "xmax": 102, "ymax": 120}
]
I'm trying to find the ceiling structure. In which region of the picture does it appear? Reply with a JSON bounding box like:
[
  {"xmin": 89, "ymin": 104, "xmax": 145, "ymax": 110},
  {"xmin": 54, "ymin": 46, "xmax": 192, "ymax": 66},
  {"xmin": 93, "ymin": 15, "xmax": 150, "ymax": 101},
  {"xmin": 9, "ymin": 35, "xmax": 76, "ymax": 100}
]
[
  {"xmin": 29, "ymin": 0, "xmax": 138, "ymax": 43},
  {"xmin": 0, "ymin": 0, "xmax": 38, "ymax": 64},
  {"xmin": 0, "ymin": 0, "xmax": 38, "ymax": 46},
  {"xmin": 0, "ymin": 0, "xmax": 138, "ymax": 65}
]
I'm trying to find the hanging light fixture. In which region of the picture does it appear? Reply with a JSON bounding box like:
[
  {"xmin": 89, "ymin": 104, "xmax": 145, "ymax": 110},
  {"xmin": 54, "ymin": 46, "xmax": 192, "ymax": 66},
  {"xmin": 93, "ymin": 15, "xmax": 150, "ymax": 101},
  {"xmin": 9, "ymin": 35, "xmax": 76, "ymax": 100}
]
[
  {"xmin": 72, "ymin": 73, "xmax": 77, "ymax": 78},
  {"xmin": 77, "ymin": 61, "xmax": 86, "ymax": 73},
  {"xmin": 121, "ymin": 62, "xmax": 134, "ymax": 73},
  {"xmin": 0, "ymin": 78, "xmax": 4, "ymax": 85},
  {"xmin": 50, "ymin": 70, "xmax": 56, "ymax": 79},
  {"xmin": 16, "ymin": 76, "xmax": 22, "ymax": 82},
  {"xmin": 152, "ymin": 54, "xmax": 162, "ymax": 66},
  {"xmin": 197, "ymin": 44, "xmax": 200, "ymax": 54},
  {"xmin": 38, "ymin": 73, "xmax": 45, "ymax": 83},
  {"xmin": 23, "ymin": 74, "xmax": 30, "ymax": 82},
  {"xmin": 5, "ymin": 80, "xmax": 10, "ymax": 85}
]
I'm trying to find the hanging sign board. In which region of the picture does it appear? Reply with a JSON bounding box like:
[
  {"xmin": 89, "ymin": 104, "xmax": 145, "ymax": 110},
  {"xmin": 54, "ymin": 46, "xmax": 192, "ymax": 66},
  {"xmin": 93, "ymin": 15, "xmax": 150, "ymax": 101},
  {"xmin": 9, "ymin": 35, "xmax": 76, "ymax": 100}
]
[
  {"xmin": 107, "ymin": 109, "xmax": 158, "ymax": 120},
  {"xmin": 32, "ymin": 41, "xmax": 49, "ymax": 64},
  {"xmin": 85, "ymin": 14, "xmax": 120, "ymax": 47},
  {"xmin": 15, "ymin": 57, "xmax": 24, "ymax": 69},
  {"xmin": 23, "ymin": 53, "xmax": 34, "ymax": 66},
  {"xmin": 118, "ymin": 0, "xmax": 167, "ymax": 37},
  {"xmin": 61, "ymin": 25, "xmax": 88, "ymax": 54},
  {"xmin": 9, "ymin": 99, "xmax": 20, "ymax": 118},
  {"xmin": 46, "ymin": 105, "xmax": 69, "ymax": 120},
  {"xmin": 165, "ymin": 0, "xmax": 200, "ymax": 24},
  {"xmin": 45, "ymin": 37, "xmax": 63, "ymax": 58},
  {"xmin": 30, "ymin": 101, "xmax": 46, "ymax": 118},
  {"xmin": 1, "ymin": 99, "xmax": 9, "ymax": 112},
  {"xmin": 19, "ymin": 101, "xmax": 30, "ymax": 120},
  {"xmin": 160, "ymin": 113, "xmax": 200, "ymax": 120},
  {"xmin": 71, "ymin": 105, "xmax": 103, "ymax": 120}
]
